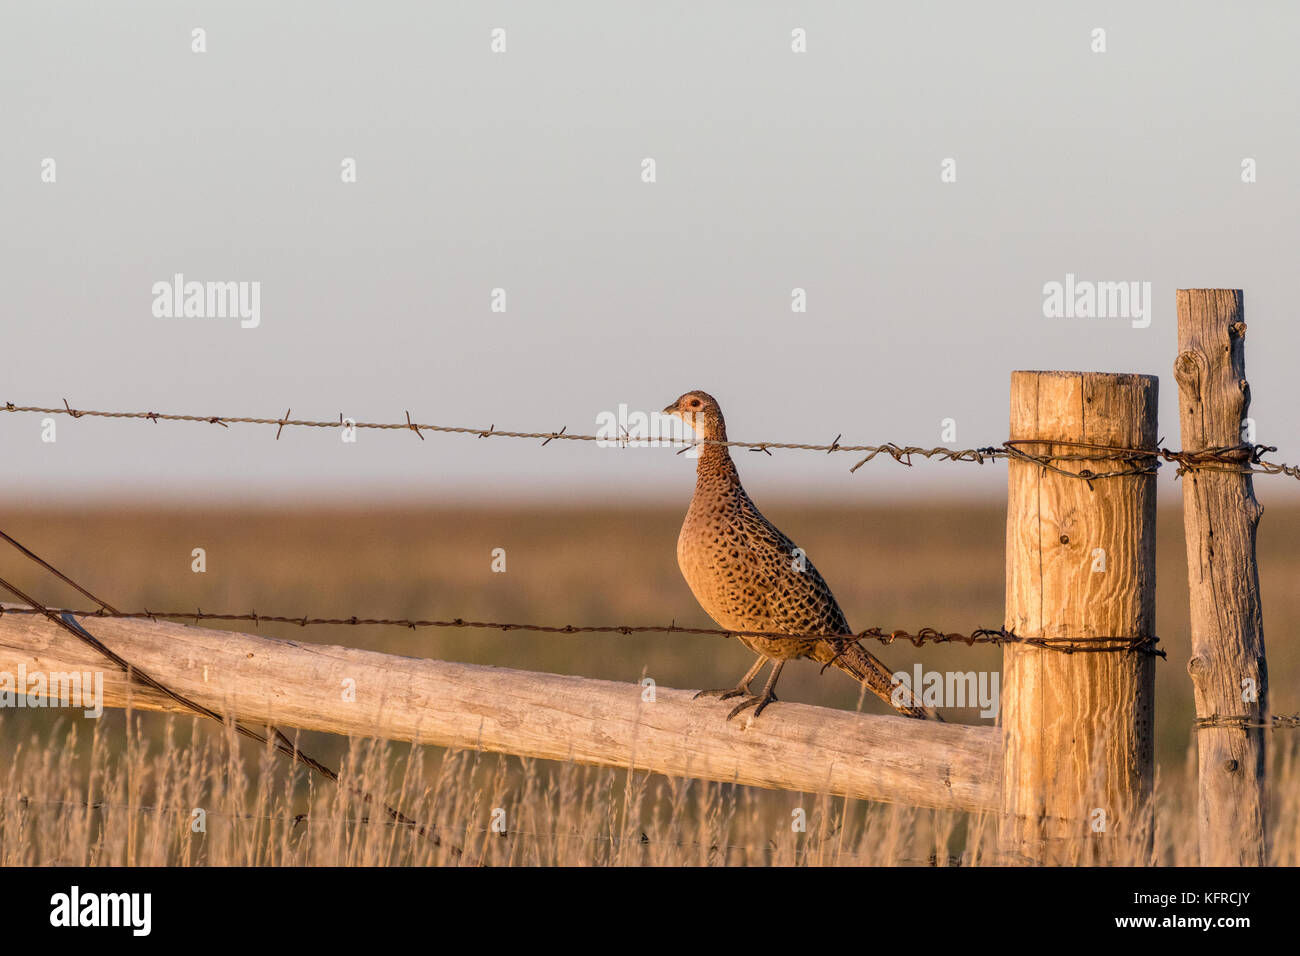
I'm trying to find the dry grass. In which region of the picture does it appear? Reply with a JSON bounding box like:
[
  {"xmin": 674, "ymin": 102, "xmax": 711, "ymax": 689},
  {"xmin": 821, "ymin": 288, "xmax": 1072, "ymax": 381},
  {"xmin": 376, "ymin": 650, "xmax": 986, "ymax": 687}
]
[
  {"xmin": 5, "ymin": 712, "xmax": 1299, "ymax": 866},
  {"xmin": 2, "ymin": 502, "xmax": 1298, "ymax": 865}
]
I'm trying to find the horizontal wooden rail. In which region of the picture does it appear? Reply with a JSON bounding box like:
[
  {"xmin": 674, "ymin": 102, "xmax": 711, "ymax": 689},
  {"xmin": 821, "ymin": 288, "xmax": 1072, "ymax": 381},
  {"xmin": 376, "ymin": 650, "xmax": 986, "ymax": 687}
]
[{"xmin": 0, "ymin": 605, "xmax": 1000, "ymax": 812}]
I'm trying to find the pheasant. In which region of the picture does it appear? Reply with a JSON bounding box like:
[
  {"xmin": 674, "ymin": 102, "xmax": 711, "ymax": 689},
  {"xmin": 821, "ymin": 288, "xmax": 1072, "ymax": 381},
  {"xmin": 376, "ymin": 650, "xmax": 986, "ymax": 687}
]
[{"xmin": 664, "ymin": 390, "xmax": 934, "ymax": 722}]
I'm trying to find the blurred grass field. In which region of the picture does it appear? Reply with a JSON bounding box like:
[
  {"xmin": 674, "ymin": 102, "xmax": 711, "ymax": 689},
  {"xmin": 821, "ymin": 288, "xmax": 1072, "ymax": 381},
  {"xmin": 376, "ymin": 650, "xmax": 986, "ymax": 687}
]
[{"xmin": 2, "ymin": 501, "xmax": 1297, "ymax": 864}]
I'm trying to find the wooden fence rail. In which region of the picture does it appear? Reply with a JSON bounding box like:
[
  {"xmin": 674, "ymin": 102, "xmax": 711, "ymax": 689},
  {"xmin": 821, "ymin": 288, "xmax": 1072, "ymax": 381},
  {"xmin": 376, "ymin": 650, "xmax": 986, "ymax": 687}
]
[{"xmin": 0, "ymin": 604, "xmax": 1002, "ymax": 813}]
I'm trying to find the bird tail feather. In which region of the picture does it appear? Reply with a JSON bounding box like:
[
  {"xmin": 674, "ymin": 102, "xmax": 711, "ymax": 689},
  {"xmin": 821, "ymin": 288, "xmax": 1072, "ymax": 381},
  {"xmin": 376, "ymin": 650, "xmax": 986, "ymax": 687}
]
[{"xmin": 810, "ymin": 640, "xmax": 943, "ymax": 721}]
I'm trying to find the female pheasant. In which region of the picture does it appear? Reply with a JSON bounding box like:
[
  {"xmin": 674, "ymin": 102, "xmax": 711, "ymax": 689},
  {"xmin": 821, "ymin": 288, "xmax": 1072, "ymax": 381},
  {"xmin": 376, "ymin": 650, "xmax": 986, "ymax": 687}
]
[{"xmin": 664, "ymin": 390, "xmax": 932, "ymax": 722}]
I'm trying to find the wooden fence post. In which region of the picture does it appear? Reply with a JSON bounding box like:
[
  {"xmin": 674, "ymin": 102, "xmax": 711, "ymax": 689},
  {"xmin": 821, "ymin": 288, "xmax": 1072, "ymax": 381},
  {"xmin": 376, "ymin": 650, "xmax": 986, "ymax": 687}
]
[
  {"xmin": 1174, "ymin": 289, "xmax": 1268, "ymax": 866},
  {"xmin": 1000, "ymin": 370, "xmax": 1157, "ymax": 864}
]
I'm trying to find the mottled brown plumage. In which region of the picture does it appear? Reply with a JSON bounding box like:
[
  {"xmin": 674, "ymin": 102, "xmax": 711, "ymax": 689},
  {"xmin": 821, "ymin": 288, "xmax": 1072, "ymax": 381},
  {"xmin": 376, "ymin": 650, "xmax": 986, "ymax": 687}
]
[{"xmin": 664, "ymin": 390, "xmax": 931, "ymax": 721}]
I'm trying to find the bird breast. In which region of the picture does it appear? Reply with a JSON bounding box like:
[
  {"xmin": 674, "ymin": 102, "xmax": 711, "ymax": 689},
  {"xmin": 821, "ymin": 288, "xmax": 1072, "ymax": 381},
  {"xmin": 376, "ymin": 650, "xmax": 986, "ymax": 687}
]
[
  {"xmin": 675, "ymin": 474, "xmax": 851, "ymax": 656},
  {"xmin": 676, "ymin": 486, "xmax": 778, "ymax": 635}
]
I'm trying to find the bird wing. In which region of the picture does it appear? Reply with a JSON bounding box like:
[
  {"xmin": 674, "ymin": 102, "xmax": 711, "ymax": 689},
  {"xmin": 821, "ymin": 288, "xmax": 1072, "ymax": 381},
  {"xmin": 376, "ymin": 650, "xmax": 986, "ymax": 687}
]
[
  {"xmin": 733, "ymin": 491, "xmax": 853, "ymax": 637},
  {"xmin": 730, "ymin": 488, "xmax": 936, "ymax": 719}
]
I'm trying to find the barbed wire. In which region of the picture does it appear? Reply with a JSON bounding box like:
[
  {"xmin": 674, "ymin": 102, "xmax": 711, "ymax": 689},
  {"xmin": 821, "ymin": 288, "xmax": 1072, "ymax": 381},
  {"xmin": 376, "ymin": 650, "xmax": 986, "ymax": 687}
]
[
  {"xmin": 0, "ymin": 604, "xmax": 1165, "ymax": 658},
  {"xmin": 0, "ymin": 530, "xmax": 466, "ymax": 858},
  {"xmin": 1194, "ymin": 714, "xmax": 1300, "ymax": 731},
  {"xmin": 5, "ymin": 400, "xmax": 1296, "ymax": 481}
]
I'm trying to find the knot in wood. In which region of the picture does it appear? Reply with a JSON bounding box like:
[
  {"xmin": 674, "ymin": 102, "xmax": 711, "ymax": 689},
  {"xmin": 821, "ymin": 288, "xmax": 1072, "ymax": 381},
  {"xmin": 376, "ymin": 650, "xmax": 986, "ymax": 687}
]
[{"xmin": 1173, "ymin": 351, "xmax": 1204, "ymax": 401}]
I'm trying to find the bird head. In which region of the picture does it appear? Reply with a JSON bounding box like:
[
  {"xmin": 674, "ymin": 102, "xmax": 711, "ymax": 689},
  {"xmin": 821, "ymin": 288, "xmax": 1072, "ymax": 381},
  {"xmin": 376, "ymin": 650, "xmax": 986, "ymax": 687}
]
[{"xmin": 662, "ymin": 390, "xmax": 726, "ymax": 441}]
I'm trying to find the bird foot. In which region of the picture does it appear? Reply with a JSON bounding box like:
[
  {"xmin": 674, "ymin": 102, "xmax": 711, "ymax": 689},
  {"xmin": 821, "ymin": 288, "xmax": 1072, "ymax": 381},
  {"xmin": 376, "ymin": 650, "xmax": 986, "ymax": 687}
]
[
  {"xmin": 726, "ymin": 692, "xmax": 778, "ymax": 721},
  {"xmin": 693, "ymin": 686, "xmax": 749, "ymax": 701}
]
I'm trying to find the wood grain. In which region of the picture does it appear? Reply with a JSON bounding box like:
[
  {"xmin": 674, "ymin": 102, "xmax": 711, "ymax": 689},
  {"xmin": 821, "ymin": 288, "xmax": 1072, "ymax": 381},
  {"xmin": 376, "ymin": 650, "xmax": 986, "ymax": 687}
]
[
  {"xmin": 1000, "ymin": 370, "xmax": 1157, "ymax": 863},
  {"xmin": 0, "ymin": 605, "xmax": 1001, "ymax": 813},
  {"xmin": 1174, "ymin": 289, "xmax": 1268, "ymax": 866}
]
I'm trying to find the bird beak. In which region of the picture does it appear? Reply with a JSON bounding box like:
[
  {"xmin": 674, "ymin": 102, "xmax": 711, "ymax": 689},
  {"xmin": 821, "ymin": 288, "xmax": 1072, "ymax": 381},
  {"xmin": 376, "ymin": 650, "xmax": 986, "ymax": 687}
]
[{"xmin": 662, "ymin": 403, "xmax": 678, "ymax": 415}]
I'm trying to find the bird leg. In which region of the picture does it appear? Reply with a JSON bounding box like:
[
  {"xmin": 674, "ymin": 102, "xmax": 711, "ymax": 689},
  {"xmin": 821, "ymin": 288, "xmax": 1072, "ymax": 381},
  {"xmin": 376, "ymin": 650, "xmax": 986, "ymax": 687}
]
[
  {"xmin": 726, "ymin": 660, "xmax": 785, "ymax": 721},
  {"xmin": 694, "ymin": 654, "xmax": 768, "ymax": 702}
]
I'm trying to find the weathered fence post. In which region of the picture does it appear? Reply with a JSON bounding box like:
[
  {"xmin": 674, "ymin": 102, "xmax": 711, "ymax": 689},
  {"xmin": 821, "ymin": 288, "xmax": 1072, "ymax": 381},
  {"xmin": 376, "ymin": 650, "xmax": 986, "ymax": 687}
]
[
  {"xmin": 1174, "ymin": 289, "xmax": 1268, "ymax": 866},
  {"xmin": 1000, "ymin": 370, "xmax": 1157, "ymax": 864}
]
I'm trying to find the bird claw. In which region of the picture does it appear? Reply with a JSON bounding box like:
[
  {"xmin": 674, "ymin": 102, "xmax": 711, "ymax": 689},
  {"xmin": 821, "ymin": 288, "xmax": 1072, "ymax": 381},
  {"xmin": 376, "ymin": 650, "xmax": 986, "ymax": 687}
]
[
  {"xmin": 693, "ymin": 687, "xmax": 748, "ymax": 701},
  {"xmin": 725, "ymin": 693, "xmax": 777, "ymax": 721}
]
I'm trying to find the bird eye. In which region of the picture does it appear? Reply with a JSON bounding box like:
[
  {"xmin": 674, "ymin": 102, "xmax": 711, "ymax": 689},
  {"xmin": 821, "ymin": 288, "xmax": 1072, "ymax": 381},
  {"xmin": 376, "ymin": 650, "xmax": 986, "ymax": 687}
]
[{"xmin": 690, "ymin": 399, "xmax": 701, "ymax": 408}]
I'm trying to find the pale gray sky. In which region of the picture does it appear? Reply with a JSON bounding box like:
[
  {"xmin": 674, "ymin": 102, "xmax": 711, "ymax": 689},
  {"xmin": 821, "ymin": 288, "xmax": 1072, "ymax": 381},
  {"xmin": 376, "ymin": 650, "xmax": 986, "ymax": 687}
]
[{"xmin": 3, "ymin": 2, "xmax": 1297, "ymax": 504}]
